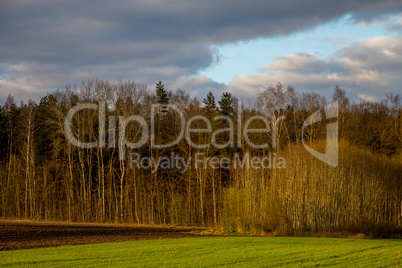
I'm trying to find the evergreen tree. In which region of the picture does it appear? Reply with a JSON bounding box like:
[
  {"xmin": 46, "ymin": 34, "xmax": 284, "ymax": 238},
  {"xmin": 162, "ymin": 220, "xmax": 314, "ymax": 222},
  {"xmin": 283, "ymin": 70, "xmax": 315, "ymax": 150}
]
[
  {"xmin": 36, "ymin": 95, "xmax": 55, "ymax": 164},
  {"xmin": 218, "ymin": 92, "xmax": 234, "ymax": 116},
  {"xmin": 0, "ymin": 106, "xmax": 8, "ymax": 160},
  {"xmin": 156, "ymin": 81, "xmax": 169, "ymax": 113},
  {"xmin": 3, "ymin": 95, "xmax": 20, "ymax": 157},
  {"xmin": 202, "ymin": 92, "xmax": 216, "ymax": 115}
]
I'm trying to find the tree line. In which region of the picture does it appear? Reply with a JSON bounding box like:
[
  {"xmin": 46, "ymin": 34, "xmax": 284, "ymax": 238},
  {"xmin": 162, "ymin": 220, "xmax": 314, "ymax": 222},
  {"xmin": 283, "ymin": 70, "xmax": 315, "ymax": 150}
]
[{"xmin": 0, "ymin": 80, "xmax": 401, "ymax": 237}]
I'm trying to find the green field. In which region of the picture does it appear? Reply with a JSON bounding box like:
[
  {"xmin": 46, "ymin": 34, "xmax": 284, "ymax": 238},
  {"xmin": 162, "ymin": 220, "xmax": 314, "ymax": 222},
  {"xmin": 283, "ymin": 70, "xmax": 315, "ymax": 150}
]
[{"xmin": 1, "ymin": 237, "xmax": 401, "ymax": 267}]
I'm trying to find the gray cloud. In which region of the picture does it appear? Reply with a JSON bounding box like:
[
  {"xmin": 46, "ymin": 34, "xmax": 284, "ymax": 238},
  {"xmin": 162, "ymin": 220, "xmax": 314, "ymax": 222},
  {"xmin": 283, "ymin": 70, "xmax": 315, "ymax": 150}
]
[
  {"xmin": 0, "ymin": 0, "xmax": 401, "ymax": 103},
  {"xmin": 169, "ymin": 75, "xmax": 226, "ymax": 99},
  {"xmin": 385, "ymin": 14, "xmax": 402, "ymax": 34}
]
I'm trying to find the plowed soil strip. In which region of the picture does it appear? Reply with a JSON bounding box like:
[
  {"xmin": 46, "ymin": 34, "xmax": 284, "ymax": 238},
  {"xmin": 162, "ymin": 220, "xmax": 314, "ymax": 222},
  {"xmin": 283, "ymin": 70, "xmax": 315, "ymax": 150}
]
[{"xmin": 0, "ymin": 220, "xmax": 205, "ymax": 251}]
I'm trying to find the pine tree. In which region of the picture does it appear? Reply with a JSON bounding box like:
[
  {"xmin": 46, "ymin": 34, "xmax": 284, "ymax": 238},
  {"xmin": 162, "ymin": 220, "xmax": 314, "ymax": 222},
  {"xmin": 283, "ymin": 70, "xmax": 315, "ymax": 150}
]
[
  {"xmin": 0, "ymin": 106, "xmax": 8, "ymax": 160},
  {"xmin": 36, "ymin": 95, "xmax": 55, "ymax": 164},
  {"xmin": 202, "ymin": 92, "xmax": 216, "ymax": 115},
  {"xmin": 156, "ymin": 81, "xmax": 169, "ymax": 113},
  {"xmin": 218, "ymin": 92, "xmax": 234, "ymax": 116}
]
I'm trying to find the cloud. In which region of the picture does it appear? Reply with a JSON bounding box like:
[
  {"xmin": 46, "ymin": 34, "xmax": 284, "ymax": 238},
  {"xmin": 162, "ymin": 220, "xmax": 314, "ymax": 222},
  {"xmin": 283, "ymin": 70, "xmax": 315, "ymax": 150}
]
[
  {"xmin": 227, "ymin": 36, "xmax": 402, "ymax": 101},
  {"xmin": 385, "ymin": 13, "xmax": 402, "ymax": 33},
  {"xmin": 169, "ymin": 75, "xmax": 226, "ymax": 98},
  {"xmin": 357, "ymin": 93, "xmax": 380, "ymax": 102},
  {"xmin": 0, "ymin": 0, "xmax": 401, "ymax": 103}
]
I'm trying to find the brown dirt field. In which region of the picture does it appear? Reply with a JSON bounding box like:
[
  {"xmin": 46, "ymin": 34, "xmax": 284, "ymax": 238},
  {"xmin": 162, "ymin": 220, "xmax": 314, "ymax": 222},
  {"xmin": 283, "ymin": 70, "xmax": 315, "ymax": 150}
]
[{"xmin": 0, "ymin": 220, "xmax": 206, "ymax": 251}]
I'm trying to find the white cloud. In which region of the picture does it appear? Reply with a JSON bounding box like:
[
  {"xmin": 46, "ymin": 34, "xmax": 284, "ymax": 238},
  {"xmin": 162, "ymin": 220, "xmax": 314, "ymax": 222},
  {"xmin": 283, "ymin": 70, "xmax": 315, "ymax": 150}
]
[
  {"xmin": 357, "ymin": 93, "xmax": 380, "ymax": 102},
  {"xmin": 227, "ymin": 36, "xmax": 402, "ymax": 101}
]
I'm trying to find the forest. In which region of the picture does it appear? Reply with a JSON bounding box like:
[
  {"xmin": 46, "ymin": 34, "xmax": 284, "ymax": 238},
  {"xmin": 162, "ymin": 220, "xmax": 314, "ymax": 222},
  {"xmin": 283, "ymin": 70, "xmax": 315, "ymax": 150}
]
[{"xmin": 0, "ymin": 80, "xmax": 401, "ymax": 237}]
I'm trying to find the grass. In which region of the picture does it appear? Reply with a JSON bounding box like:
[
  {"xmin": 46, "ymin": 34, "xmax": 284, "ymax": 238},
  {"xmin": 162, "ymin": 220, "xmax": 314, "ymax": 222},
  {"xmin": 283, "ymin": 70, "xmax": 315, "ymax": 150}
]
[
  {"xmin": 1, "ymin": 237, "xmax": 401, "ymax": 267},
  {"xmin": 190, "ymin": 227, "xmax": 252, "ymax": 236}
]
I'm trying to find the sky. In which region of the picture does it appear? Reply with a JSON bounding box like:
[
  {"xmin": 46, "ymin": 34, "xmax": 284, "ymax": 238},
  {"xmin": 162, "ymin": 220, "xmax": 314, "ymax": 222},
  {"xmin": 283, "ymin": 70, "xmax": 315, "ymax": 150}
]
[{"xmin": 0, "ymin": 0, "xmax": 401, "ymax": 104}]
